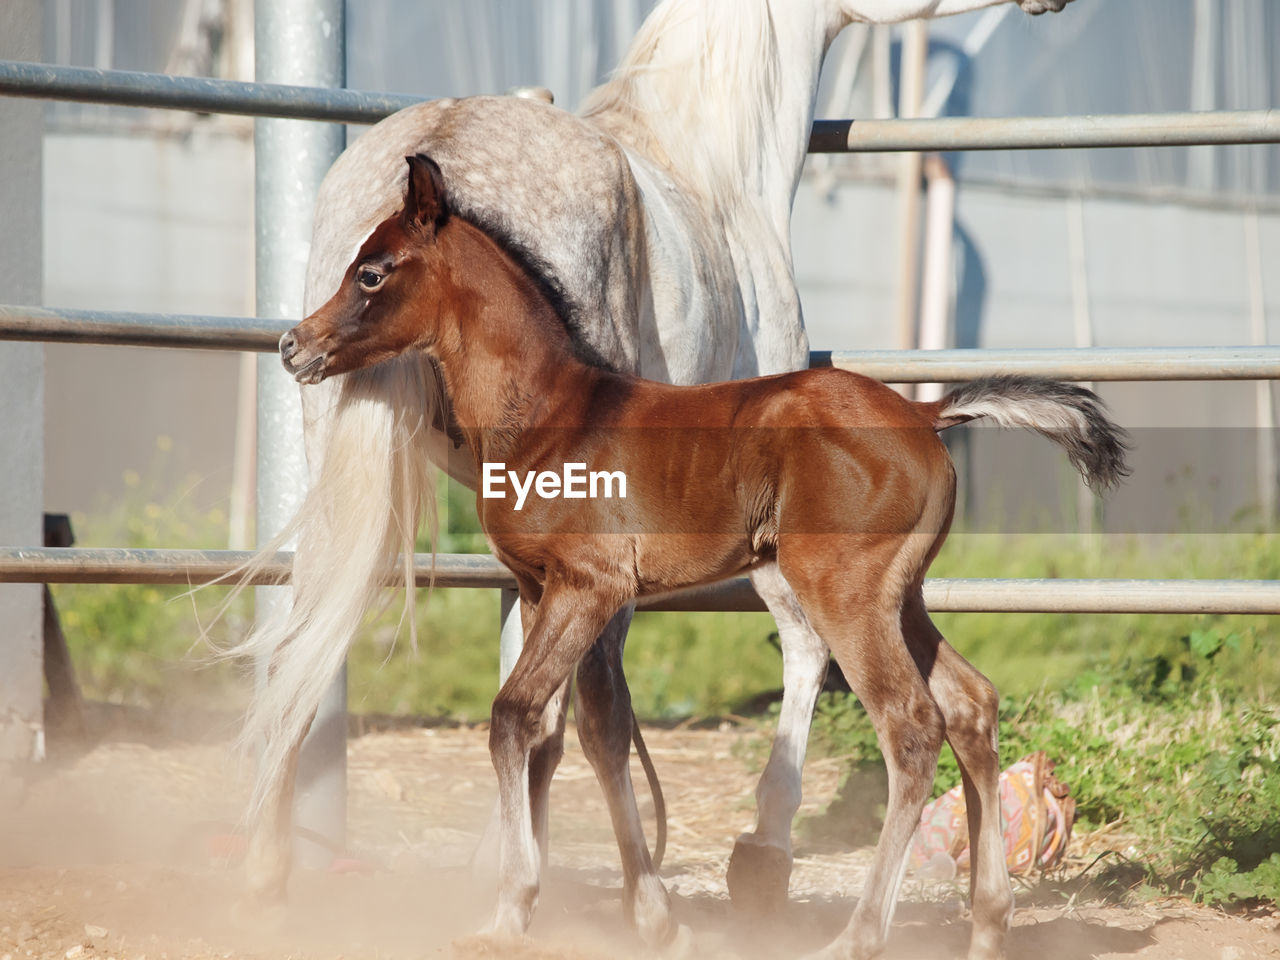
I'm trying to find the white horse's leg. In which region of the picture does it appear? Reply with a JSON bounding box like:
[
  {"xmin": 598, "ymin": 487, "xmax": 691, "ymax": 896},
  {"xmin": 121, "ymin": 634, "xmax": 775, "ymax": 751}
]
[
  {"xmin": 574, "ymin": 603, "xmax": 675, "ymax": 947},
  {"xmin": 727, "ymin": 561, "xmax": 829, "ymax": 912},
  {"xmin": 528, "ymin": 677, "xmax": 571, "ymax": 865}
]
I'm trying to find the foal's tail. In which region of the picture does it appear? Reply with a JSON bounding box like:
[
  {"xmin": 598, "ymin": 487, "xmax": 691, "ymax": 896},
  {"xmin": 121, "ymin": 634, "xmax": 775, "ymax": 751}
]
[{"xmin": 926, "ymin": 375, "xmax": 1131, "ymax": 492}]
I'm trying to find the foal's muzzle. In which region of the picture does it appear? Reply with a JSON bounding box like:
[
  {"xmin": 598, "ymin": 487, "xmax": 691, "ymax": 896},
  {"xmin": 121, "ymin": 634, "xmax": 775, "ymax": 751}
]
[
  {"xmin": 279, "ymin": 329, "xmax": 299, "ymax": 363},
  {"xmin": 279, "ymin": 328, "xmax": 328, "ymax": 384}
]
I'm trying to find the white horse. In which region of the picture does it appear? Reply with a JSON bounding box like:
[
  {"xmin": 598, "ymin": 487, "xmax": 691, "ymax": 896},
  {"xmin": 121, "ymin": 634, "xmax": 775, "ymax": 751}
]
[{"xmin": 240, "ymin": 0, "xmax": 1075, "ymax": 951}]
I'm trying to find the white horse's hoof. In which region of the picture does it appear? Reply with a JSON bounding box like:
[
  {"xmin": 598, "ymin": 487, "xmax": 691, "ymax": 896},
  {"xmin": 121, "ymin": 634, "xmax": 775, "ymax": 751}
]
[{"xmin": 726, "ymin": 833, "xmax": 792, "ymax": 914}]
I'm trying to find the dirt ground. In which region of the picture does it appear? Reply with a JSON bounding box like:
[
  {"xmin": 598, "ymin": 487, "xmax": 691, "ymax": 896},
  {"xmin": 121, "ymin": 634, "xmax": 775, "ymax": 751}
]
[{"xmin": 1, "ymin": 710, "xmax": 1277, "ymax": 960}]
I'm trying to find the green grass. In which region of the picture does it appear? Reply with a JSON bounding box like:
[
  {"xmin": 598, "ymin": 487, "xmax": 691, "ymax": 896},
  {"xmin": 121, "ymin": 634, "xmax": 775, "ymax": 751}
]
[
  {"xmin": 51, "ymin": 461, "xmax": 248, "ymax": 711},
  {"xmin": 928, "ymin": 531, "xmax": 1280, "ymax": 698}
]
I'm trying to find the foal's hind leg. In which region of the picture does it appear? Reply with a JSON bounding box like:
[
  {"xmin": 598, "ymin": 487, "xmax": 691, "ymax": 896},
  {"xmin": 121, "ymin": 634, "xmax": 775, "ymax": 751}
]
[
  {"xmin": 575, "ymin": 602, "xmax": 675, "ymax": 947},
  {"xmin": 901, "ymin": 594, "xmax": 1012, "ymax": 960},
  {"xmin": 727, "ymin": 561, "xmax": 829, "ymax": 913},
  {"xmin": 781, "ymin": 541, "xmax": 945, "ymax": 960}
]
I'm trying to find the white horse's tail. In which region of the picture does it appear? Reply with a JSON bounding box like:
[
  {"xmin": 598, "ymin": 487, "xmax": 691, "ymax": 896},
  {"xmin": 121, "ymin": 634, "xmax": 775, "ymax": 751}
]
[{"xmin": 228, "ymin": 356, "xmax": 439, "ymax": 821}]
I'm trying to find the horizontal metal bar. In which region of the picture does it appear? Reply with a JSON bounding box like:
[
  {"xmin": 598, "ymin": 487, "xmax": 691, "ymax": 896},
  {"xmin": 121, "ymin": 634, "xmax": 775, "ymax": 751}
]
[
  {"xmin": 922, "ymin": 578, "xmax": 1280, "ymax": 615},
  {"xmin": 4, "ymin": 61, "xmax": 1278, "ymax": 154},
  {"xmin": 0, "ymin": 547, "xmax": 509, "ymax": 589},
  {"xmin": 814, "ymin": 345, "xmax": 1280, "ymax": 382},
  {"xmin": 6, "ymin": 548, "xmax": 1280, "ymax": 614},
  {"xmin": 0, "ymin": 305, "xmax": 283, "ymax": 351},
  {"xmin": 0, "ymin": 60, "xmax": 417, "ymax": 124},
  {"xmin": 9, "ymin": 306, "xmax": 1280, "ymax": 382},
  {"xmin": 810, "ymin": 110, "xmax": 1280, "ymax": 153}
]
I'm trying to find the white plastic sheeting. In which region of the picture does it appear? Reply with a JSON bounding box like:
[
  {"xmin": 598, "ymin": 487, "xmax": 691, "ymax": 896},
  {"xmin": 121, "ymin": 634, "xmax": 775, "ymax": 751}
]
[
  {"xmin": 903, "ymin": 0, "xmax": 1279, "ymax": 199},
  {"xmin": 346, "ymin": 0, "xmax": 656, "ymax": 109}
]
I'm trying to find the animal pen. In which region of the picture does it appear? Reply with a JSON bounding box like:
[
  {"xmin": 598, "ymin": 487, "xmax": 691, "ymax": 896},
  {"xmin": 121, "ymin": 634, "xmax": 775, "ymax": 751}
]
[{"xmin": 2, "ymin": 4, "xmax": 1280, "ymax": 862}]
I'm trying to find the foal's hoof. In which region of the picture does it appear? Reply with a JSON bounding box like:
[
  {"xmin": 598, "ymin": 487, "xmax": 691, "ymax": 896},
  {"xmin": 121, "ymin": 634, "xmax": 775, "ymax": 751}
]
[
  {"xmin": 626, "ymin": 874, "xmax": 676, "ymax": 949},
  {"xmin": 480, "ymin": 899, "xmax": 533, "ymax": 942},
  {"xmin": 726, "ymin": 834, "xmax": 792, "ymax": 914}
]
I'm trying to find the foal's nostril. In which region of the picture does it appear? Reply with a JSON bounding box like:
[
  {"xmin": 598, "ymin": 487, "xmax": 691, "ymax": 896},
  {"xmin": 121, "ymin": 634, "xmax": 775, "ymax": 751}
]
[{"xmin": 280, "ymin": 330, "xmax": 298, "ymax": 361}]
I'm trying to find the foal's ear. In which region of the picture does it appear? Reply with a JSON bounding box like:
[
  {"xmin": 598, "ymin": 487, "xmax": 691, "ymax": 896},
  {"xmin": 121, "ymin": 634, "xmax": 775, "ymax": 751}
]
[{"xmin": 403, "ymin": 154, "xmax": 449, "ymax": 233}]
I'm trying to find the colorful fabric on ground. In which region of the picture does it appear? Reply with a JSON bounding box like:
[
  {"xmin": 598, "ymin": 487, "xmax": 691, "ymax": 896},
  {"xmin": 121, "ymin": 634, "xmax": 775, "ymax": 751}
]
[{"xmin": 908, "ymin": 751, "xmax": 1076, "ymax": 876}]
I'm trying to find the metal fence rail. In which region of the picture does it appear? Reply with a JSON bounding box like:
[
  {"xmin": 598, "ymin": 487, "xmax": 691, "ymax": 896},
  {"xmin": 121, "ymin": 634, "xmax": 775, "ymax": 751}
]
[
  {"xmin": 815, "ymin": 346, "xmax": 1280, "ymax": 382},
  {"xmin": 0, "ymin": 305, "xmax": 282, "ymax": 351},
  {"xmin": 6, "ymin": 305, "xmax": 1280, "ymax": 381},
  {"xmin": 0, "ymin": 59, "xmax": 418, "ymax": 124},
  {"xmin": 3, "ymin": 60, "xmax": 1279, "ymax": 153},
  {"xmin": 809, "ymin": 109, "xmax": 1280, "ymax": 153},
  {"xmin": 8, "ymin": 548, "xmax": 1280, "ymax": 615}
]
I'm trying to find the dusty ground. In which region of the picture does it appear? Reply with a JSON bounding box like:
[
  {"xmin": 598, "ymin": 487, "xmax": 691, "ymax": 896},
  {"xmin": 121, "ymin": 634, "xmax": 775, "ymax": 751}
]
[{"xmin": 1, "ymin": 711, "xmax": 1277, "ymax": 960}]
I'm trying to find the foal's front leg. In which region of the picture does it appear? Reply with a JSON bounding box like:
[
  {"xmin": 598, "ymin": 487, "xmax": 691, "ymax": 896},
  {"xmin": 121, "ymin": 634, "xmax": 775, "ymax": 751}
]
[{"xmin": 486, "ymin": 582, "xmax": 624, "ymax": 938}]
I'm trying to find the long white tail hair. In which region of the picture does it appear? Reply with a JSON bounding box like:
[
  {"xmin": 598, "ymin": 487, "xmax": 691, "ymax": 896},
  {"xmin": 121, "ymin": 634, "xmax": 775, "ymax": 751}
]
[{"xmin": 227, "ymin": 355, "xmax": 438, "ymax": 819}]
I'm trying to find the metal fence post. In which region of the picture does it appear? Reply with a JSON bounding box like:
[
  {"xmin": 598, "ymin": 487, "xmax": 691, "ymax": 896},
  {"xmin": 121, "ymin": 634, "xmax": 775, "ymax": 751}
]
[
  {"xmin": 254, "ymin": 0, "xmax": 346, "ymax": 865},
  {"xmin": 0, "ymin": 0, "xmax": 44, "ymax": 767},
  {"xmin": 499, "ymin": 588, "xmax": 521, "ymax": 683}
]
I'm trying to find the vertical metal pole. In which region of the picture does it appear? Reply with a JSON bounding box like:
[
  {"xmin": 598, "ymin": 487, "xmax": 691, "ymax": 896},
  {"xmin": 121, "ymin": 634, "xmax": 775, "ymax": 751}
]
[
  {"xmin": 916, "ymin": 153, "xmax": 955, "ymax": 405},
  {"xmin": 1188, "ymin": 0, "xmax": 1218, "ymax": 192},
  {"xmin": 255, "ymin": 0, "xmax": 346, "ymax": 865},
  {"xmin": 499, "ymin": 588, "xmax": 521, "ymax": 683},
  {"xmin": 893, "ymin": 20, "xmax": 927, "ymax": 399},
  {"xmin": 870, "ymin": 25, "xmax": 892, "ymax": 121},
  {"xmin": 1244, "ymin": 208, "xmax": 1276, "ymax": 525},
  {"xmin": 0, "ymin": 0, "xmax": 45, "ymax": 768},
  {"xmin": 1066, "ymin": 195, "xmax": 1096, "ymax": 534}
]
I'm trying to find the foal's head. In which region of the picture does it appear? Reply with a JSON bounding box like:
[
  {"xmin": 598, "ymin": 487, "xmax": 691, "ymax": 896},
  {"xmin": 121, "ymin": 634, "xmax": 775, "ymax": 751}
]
[{"xmin": 280, "ymin": 154, "xmax": 461, "ymax": 384}]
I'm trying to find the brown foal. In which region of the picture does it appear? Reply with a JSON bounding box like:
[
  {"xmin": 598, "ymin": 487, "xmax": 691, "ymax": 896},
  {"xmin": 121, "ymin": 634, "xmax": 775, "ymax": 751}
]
[{"xmin": 279, "ymin": 155, "xmax": 1128, "ymax": 959}]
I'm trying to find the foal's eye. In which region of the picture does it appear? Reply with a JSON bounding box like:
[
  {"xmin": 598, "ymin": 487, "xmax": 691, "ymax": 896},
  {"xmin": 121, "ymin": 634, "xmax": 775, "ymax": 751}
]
[{"xmin": 357, "ymin": 267, "xmax": 384, "ymax": 291}]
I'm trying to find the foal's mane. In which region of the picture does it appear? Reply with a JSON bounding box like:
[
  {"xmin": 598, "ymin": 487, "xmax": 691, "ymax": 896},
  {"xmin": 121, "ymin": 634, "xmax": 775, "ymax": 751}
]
[
  {"xmin": 453, "ymin": 206, "xmax": 619, "ymax": 373},
  {"xmin": 581, "ymin": 0, "xmax": 783, "ymax": 204}
]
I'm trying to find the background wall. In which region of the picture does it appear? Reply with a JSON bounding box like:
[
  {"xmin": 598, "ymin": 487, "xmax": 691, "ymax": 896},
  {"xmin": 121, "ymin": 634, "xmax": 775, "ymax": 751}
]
[{"xmin": 42, "ymin": 130, "xmax": 252, "ymax": 521}]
